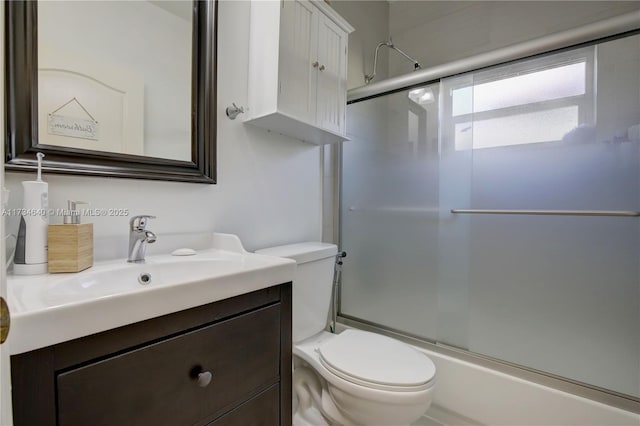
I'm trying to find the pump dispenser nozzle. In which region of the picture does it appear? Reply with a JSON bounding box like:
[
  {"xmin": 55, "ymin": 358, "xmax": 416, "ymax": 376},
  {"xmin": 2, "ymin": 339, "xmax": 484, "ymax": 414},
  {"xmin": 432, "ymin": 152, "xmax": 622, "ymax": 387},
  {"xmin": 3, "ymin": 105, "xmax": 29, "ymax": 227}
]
[{"xmin": 64, "ymin": 201, "xmax": 88, "ymax": 224}]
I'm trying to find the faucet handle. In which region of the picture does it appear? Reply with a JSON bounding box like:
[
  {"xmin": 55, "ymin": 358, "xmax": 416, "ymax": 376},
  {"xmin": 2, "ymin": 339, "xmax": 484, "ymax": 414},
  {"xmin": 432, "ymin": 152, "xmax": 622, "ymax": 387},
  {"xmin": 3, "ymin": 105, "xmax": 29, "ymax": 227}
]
[{"xmin": 130, "ymin": 215, "xmax": 156, "ymax": 231}]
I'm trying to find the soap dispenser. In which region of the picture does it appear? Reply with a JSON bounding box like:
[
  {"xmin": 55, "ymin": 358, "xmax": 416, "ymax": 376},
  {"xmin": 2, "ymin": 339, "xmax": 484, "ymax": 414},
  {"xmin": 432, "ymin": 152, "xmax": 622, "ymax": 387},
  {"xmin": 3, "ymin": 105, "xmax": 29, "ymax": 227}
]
[
  {"xmin": 13, "ymin": 153, "xmax": 48, "ymax": 275},
  {"xmin": 47, "ymin": 201, "xmax": 94, "ymax": 273}
]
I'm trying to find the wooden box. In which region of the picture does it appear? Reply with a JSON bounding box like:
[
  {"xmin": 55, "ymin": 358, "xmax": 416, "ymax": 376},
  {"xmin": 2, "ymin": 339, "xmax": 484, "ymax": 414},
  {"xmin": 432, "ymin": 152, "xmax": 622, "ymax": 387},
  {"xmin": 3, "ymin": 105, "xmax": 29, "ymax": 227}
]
[{"xmin": 48, "ymin": 223, "xmax": 93, "ymax": 273}]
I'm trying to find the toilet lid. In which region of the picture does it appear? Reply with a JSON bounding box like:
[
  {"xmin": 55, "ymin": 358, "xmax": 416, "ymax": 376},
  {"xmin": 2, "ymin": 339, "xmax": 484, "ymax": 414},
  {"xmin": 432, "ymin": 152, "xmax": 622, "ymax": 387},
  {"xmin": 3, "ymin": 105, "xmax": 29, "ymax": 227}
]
[{"xmin": 318, "ymin": 330, "xmax": 435, "ymax": 391}]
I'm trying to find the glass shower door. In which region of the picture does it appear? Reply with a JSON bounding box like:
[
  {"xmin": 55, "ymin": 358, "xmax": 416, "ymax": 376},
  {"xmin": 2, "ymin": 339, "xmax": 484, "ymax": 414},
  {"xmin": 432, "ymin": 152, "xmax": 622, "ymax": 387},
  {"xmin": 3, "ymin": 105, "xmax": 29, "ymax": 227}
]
[
  {"xmin": 439, "ymin": 35, "xmax": 640, "ymax": 397},
  {"xmin": 341, "ymin": 32, "xmax": 640, "ymax": 398}
]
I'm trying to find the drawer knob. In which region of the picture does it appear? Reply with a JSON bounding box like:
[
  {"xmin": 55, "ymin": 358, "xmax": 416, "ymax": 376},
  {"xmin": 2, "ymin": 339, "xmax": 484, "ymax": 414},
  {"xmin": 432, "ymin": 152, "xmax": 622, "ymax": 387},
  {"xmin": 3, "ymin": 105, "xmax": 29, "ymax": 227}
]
[{"xmin": 197, "ymin": 371, "xmax": 212, "ymax": 387}]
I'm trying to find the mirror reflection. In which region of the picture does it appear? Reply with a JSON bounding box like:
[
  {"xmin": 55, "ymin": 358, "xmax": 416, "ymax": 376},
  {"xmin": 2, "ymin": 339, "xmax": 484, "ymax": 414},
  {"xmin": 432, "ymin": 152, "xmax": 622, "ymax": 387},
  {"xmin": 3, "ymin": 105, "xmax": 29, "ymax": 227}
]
[{"xmin": 37, "ymin": 1, "xmax": 192, "ymax": 161}]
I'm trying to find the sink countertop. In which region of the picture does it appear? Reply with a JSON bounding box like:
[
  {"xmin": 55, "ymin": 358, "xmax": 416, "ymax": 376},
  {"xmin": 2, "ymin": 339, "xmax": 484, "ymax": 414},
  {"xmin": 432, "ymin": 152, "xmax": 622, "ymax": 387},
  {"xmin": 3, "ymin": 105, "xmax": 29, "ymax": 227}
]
[{"xmin": 5, "ymin": 233, "xmax": 295, "ymax": 355}]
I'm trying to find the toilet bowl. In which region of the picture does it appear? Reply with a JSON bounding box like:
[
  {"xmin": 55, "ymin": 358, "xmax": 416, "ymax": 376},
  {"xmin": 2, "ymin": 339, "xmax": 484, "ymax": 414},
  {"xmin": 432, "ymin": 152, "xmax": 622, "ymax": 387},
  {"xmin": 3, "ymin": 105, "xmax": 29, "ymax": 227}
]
[
  {"xmin": 255, "ymin": 242, "xmax": 436, "ymax": 425},
  {"xmin": 294, "ymin": 330, "xmax": 435, "ymax": 425}
]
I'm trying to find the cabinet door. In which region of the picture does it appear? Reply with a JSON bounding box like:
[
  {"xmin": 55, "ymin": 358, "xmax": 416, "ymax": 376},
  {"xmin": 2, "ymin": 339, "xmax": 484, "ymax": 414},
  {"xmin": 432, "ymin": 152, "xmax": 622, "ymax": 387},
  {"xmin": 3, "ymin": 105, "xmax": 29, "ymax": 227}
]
[
  {"xmin": 279, "ymin": 0, "xmax": 318, "ymax": 124},
  {"xmin": 316, "ymin": 14, "xmax": 347, "ymax": 135}
]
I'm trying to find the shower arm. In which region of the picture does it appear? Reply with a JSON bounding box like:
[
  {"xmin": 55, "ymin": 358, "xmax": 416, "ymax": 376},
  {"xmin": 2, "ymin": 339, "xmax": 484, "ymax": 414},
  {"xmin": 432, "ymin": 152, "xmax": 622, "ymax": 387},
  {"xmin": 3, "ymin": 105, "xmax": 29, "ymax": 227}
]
[{"xmin": 365, "ymin": 40, "xmax": 422, "ymax": 85}]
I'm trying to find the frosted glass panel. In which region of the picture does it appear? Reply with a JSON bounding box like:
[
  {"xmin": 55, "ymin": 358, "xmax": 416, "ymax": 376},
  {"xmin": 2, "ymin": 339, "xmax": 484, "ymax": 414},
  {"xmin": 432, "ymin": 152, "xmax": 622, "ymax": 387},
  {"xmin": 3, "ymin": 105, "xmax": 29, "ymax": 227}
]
[
  {"xmin": 341, "ymin": 85, "xmax": 441, "ymax": 339},
  {"xmin": 457, "ymin": 142, "xmax": 639, "ymax": 395},
  {"xmin": 454, "ymin": 105, "xmax": 579, "ymax": 150},
  {"xmin": 341, "ymin": 32, "xmax": 640, "ymax": 398}
]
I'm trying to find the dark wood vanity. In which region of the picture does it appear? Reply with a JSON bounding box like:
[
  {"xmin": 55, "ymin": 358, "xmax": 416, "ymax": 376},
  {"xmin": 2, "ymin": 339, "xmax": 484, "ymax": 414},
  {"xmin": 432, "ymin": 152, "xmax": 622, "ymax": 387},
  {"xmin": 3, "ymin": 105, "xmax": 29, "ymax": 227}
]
[{"xmin": 11, "ymin": 284, "xmax": 292, "ymax": 426}]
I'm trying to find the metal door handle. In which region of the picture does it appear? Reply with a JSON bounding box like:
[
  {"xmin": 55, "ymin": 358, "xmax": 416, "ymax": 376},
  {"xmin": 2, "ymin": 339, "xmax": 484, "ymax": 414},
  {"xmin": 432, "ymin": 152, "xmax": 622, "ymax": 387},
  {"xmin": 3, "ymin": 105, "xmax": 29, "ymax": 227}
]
[
  {"xmin": 312, "ymin": 61, "xmax": 319, "ymax": 68},
  {"xmin": 319, "ymin": 65, "xmax": 325, "ymax": 71}
]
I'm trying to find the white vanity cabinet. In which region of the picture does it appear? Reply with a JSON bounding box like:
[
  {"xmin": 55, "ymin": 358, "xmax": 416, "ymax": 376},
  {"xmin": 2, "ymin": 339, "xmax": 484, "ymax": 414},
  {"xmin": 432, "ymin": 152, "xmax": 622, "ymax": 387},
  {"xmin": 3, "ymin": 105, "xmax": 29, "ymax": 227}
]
[{"xmin": 246, "ymin": 0, "xmax": 354, "ymax": 145}]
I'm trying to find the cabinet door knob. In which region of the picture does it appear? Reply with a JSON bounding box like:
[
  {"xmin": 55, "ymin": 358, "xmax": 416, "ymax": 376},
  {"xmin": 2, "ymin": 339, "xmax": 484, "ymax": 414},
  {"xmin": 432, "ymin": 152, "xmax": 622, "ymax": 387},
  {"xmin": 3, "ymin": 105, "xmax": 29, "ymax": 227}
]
[
  {"xmin": 319, "ymin": 65, "xmax": 325, "ymax": 71},
  {"xmin": 312, "ymin": 61, "xmax": 319, "ymax": 68},
  {"xmin": 197, "ymin": 371, "xmax": 213, "ymax": 387}
]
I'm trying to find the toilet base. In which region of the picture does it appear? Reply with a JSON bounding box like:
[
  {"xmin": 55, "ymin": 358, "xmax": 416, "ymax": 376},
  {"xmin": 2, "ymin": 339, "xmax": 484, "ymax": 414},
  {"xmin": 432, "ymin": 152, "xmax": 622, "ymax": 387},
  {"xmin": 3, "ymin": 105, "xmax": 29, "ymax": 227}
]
[{"xmin": 294, "ymin": 364, "xmax": 347, "ymax": 425}]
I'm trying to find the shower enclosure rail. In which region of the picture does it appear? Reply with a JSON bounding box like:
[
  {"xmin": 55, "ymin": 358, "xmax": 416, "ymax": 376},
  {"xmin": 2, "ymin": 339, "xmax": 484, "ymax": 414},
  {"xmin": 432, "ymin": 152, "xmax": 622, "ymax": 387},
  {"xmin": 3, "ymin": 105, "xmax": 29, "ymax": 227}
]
[
  {"xmin": 348, "ymin": 10, "xmax": 640, "ymax": 103},
  {"xmin": 451, "ymin": 209, "xmax": 640, "ymax": 217}
]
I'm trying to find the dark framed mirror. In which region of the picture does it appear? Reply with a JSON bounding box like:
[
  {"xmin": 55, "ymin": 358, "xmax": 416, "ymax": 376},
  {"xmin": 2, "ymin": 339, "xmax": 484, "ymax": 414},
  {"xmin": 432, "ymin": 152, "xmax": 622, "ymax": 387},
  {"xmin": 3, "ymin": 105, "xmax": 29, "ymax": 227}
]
[{"xmin": 5, "ymin": 0, "xmax": 216, "ymax": 183}]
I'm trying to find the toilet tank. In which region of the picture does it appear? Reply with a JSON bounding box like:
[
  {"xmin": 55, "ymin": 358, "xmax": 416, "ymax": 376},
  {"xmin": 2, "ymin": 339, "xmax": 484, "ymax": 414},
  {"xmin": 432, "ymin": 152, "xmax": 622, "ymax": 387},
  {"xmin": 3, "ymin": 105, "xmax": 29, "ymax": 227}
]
[{"xmin": 256, "ymin": 242, "xmax": 337, "ymax": 342}]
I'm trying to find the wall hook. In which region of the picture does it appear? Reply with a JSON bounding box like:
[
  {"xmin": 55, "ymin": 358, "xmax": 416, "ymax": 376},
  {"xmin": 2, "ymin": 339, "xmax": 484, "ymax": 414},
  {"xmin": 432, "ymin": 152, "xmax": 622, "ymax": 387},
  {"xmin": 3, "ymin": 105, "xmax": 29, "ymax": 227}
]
[{"xmin": 225, "ymin": 103, "xmax": 245, "ymax": 120}]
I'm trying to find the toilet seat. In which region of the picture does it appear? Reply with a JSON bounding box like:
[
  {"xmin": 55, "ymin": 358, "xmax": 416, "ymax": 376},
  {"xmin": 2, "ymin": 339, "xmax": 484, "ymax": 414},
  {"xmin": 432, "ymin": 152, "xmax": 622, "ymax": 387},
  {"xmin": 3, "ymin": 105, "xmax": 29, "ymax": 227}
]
[{"xmin": 318, "ymin": 330, "xmax": 436, "ymax": 392}]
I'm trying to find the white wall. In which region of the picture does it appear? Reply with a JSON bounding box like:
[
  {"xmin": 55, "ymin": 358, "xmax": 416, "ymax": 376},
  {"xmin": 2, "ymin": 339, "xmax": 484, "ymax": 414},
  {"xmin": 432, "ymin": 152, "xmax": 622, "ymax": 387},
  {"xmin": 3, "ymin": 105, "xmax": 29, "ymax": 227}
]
[
  {"xmin": 331, "ymin": 0, "xmax": 389, "ymax": 90},
  {"xmin": 388, "ymin": 1, "xmax": 640, "ymax": 77},
  {"xmin": 4, "ymin": 0, "xmax": 323, "ymax": 261}
]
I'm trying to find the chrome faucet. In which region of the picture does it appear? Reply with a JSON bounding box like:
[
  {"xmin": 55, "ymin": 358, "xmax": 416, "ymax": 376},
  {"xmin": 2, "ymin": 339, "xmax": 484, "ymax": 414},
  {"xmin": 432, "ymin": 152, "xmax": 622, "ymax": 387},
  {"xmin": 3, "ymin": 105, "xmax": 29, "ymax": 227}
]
[{"xmin": 128, "ymin": 215, "xmax": 156, "ymax": 263}]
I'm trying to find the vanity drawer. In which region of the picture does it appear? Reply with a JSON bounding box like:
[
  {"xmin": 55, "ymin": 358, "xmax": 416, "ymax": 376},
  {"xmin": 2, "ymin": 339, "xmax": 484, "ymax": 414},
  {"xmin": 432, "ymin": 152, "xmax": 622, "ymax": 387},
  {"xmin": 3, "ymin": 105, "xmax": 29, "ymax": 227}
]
[
  {"xmin": 56, "ymin": 304, "xmax": 281, "ymax": 426},
  {"xmin": 208, "ymin": 384, "xmax": 280, "ymax": 425}
]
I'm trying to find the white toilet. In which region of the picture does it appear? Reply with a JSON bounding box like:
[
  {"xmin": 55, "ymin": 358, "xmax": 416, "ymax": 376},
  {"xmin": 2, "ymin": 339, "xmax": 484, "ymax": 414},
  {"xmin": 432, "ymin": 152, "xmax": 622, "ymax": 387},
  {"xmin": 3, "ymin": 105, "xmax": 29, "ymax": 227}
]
[{"xmin": 256, "ymin": 242, "xmax": 436, "ymax": 426}]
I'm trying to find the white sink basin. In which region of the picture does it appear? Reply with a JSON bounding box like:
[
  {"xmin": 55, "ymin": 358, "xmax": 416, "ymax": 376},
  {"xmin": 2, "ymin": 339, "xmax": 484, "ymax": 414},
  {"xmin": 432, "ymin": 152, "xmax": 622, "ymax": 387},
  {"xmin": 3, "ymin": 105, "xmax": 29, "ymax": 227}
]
[
  {"xmin": 42, "ymin": 257, "xmax": 246, "ymax": 306},
  {"xmin": 6, "ymin": 233, "xmax": 295, "ymax": 355}
]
